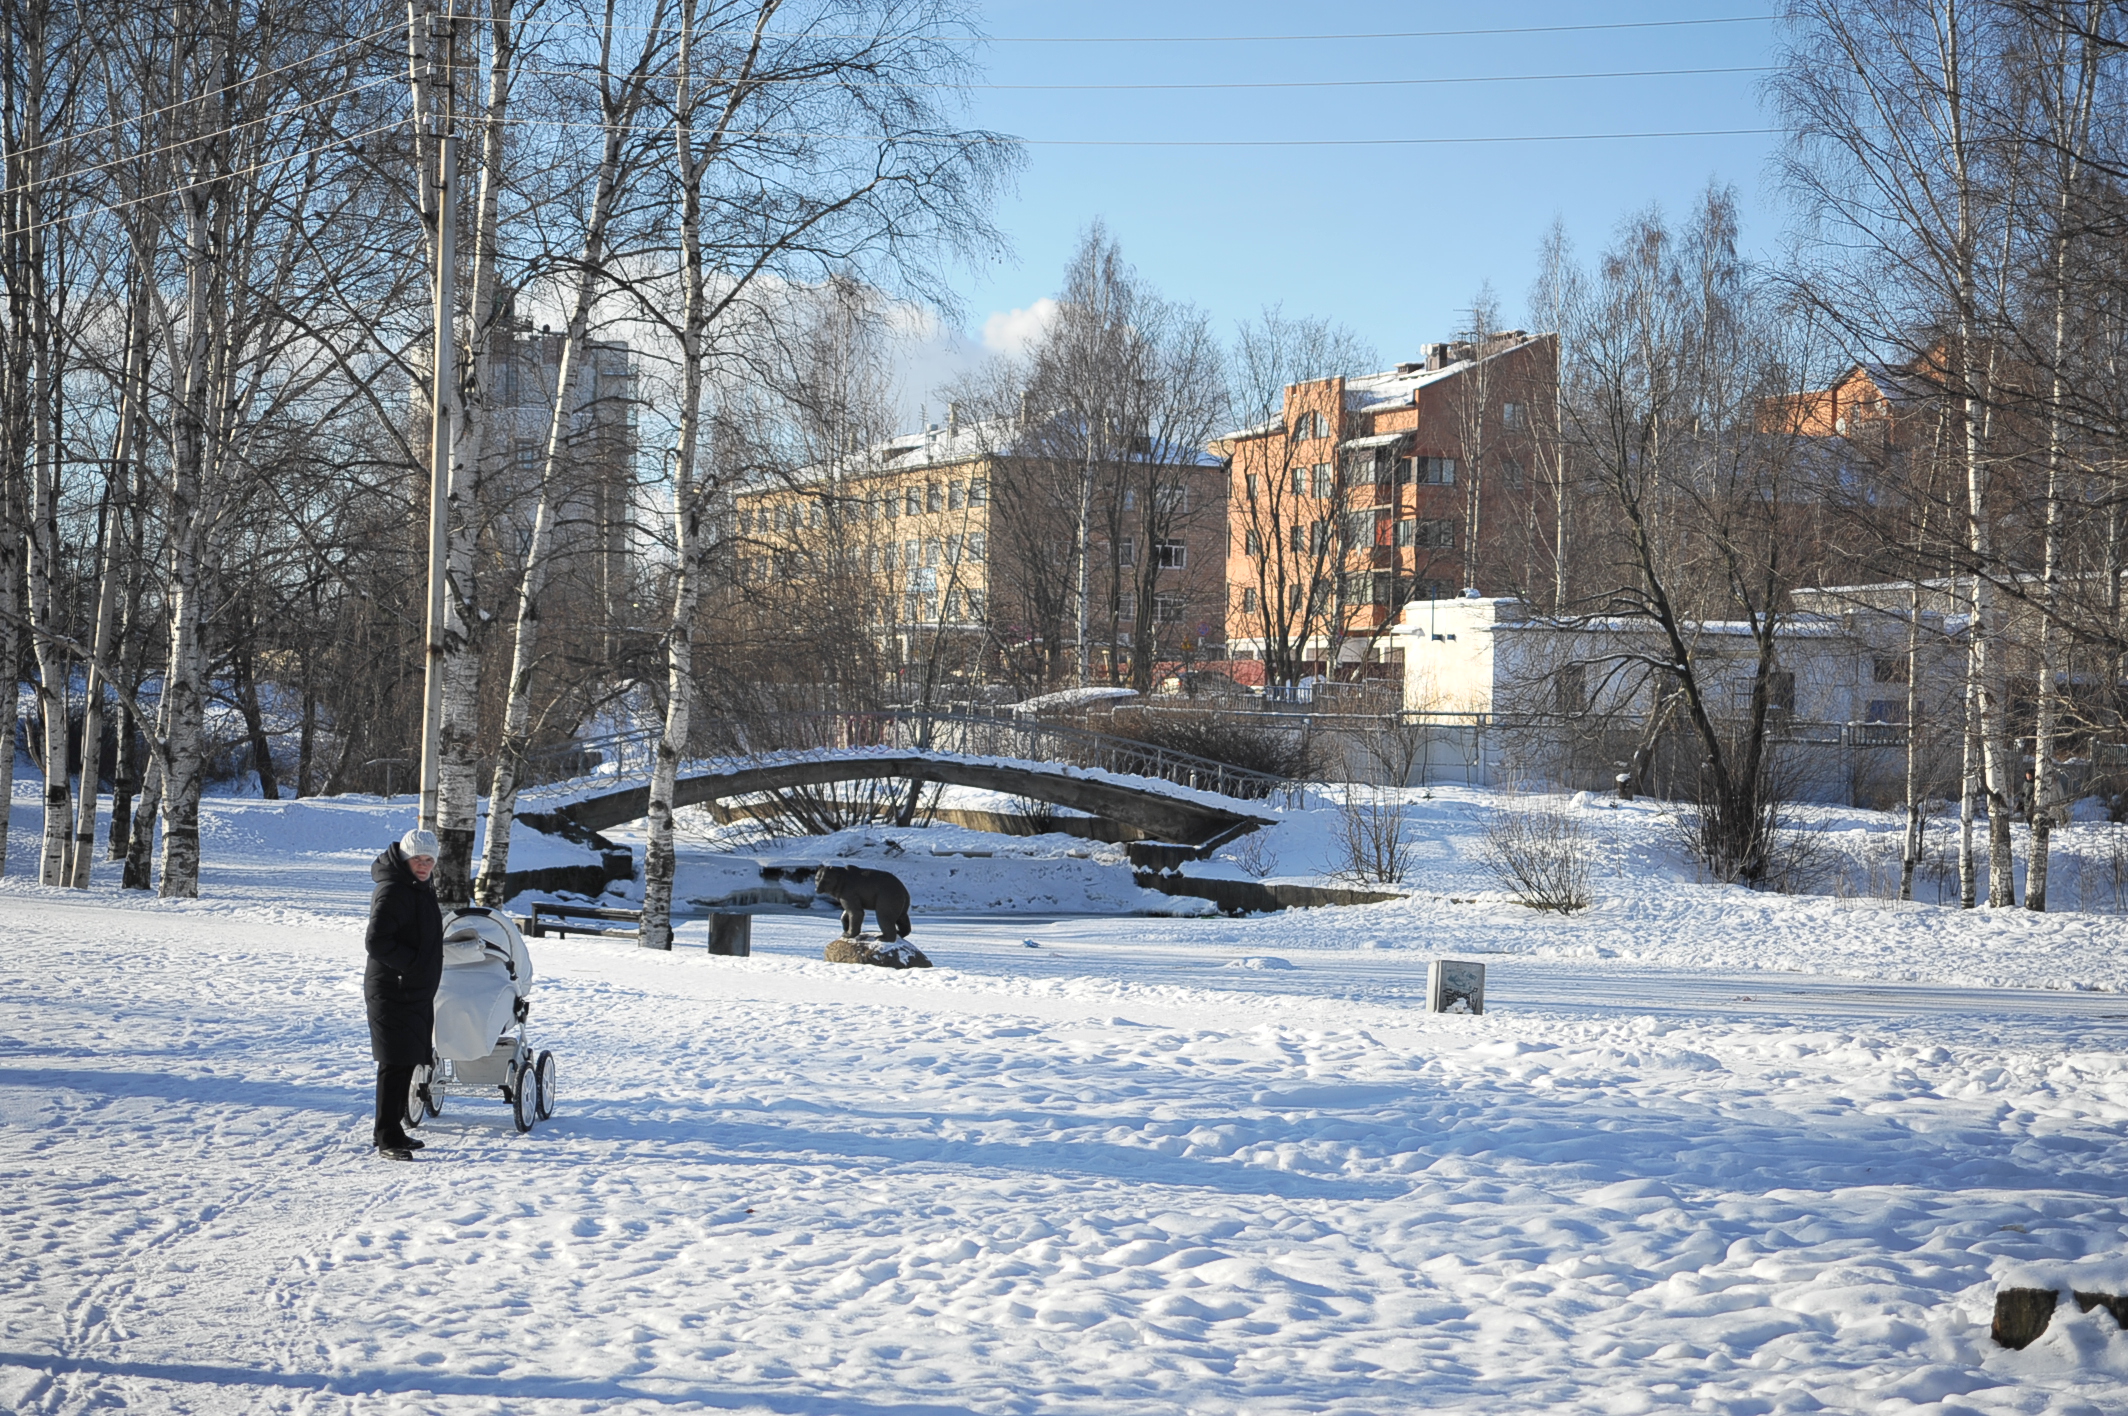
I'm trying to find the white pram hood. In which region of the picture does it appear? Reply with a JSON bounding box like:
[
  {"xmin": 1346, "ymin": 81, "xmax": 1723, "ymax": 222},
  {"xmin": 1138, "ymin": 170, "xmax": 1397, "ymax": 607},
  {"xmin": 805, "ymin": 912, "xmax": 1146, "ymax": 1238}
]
[{"xmin": 433, "ymin": 909, "xmax": 535, "ymax": 1062}]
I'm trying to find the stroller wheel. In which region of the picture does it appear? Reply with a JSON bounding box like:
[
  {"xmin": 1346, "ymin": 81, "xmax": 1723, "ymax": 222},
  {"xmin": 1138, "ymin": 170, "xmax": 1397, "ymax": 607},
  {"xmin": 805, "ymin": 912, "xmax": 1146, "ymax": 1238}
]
[
  {"xmin": 512, "ymin": 1066, "xmax": 536, "ymax": 1133},
  {"xmin": 534, "ymin": 1050, "xmax": 556, "ymax": 1121},
  {"xmin": 405, "ymin": 1065, "xmax": 433, "ymax": 1130}
]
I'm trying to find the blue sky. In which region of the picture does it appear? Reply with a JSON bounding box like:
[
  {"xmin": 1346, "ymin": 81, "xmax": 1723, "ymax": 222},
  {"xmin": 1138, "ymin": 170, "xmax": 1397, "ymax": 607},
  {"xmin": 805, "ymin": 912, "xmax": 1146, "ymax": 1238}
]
[{"xmin": 891, "ymin": 1, "xmax": 1787, "ymax": 412}]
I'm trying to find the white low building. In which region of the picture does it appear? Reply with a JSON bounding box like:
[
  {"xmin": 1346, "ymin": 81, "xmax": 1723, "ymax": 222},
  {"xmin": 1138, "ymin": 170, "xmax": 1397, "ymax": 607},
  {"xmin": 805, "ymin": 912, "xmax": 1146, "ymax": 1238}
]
[{"xmin": 1385, "ymin": 595, "xmax": 1968, "ymax": 803}]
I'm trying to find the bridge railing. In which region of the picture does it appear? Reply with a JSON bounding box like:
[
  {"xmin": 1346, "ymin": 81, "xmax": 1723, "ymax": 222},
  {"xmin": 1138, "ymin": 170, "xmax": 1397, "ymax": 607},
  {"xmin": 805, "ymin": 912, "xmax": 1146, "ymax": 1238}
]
[{"xmin": 516, "ymin": 710, "xmax": 1301, "ymax": 809}]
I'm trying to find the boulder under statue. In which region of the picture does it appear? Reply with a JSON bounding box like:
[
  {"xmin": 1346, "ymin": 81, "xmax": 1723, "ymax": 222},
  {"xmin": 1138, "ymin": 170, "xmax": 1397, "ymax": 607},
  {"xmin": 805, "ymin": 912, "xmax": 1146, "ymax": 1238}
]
[{"xmin": 810, "ymin": 864, "xmax": 929, "ymax": 969}]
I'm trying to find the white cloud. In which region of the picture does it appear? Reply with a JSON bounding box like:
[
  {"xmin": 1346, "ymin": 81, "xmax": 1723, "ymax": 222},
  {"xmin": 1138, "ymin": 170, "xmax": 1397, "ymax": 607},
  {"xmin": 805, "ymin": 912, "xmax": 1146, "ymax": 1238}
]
[{"xmin": 980, "ymin": 298, "xmax": 1059, "ymax": 356}]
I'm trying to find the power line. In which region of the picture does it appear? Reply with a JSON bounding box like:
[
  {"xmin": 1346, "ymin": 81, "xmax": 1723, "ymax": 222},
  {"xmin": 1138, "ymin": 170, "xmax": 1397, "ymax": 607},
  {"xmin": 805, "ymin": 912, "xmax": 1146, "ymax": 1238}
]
[
  {"xmin": 11, "ymin": 72, "xmax": 405, "ymax": 196},
  {"xmin": 453, "ymin": 13, "xmax": 1779, "ymax": 44},
  {"xmin": 1020, "ymin": 128, "xmax": 1781, "ymax": 149},
  {"xmin": 34, "ymin": 118, "xmax": 410, "ymax": 230},
  {"xmin": 434, "ymin": 61, "xmax": 1775, "ymax": 93},
  {"xmin": 948, "ymin": 15, "xmax": 1782, "ymax": 44},
  {"xmin": 4, "ymin": 17, "xmax": 404, "ymax": 165}
]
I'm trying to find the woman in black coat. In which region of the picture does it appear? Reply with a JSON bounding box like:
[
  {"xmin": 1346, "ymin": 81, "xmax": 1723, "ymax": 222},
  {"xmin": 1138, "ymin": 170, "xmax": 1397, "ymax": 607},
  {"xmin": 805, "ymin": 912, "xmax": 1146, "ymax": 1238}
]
[{"xmin": 365, "ymin": 828, "xmax": 445, "ymax": 1160}]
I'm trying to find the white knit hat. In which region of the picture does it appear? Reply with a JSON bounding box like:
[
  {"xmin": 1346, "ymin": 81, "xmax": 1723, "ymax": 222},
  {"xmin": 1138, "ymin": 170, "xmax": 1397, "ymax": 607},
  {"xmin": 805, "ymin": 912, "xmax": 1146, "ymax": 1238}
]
[{"xmin": 399, "ymin": 828, "xmax": 440, "ymax": 860}]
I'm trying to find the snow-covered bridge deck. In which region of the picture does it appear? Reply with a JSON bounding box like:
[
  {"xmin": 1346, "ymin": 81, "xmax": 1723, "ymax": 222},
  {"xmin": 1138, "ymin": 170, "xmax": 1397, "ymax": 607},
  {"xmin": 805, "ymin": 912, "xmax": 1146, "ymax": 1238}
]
[{"xmin": 524, "ymin": 745, "xmax": 1278, "ymax": 846}]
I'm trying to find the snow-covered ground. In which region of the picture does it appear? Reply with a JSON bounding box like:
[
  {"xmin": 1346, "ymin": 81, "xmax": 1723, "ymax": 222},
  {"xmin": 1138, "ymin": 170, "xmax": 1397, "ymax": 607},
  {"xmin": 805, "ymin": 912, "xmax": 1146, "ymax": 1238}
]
[{"xmin": 5, "ymin": 781, "xmax": 2128, "ymax": 1414}]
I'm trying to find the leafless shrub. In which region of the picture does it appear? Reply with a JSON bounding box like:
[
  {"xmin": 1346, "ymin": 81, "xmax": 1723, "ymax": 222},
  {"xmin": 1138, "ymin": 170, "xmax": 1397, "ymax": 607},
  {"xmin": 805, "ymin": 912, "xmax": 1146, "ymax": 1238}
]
[
  {"xmin": 1227, "ymin": 827, "xmax": 1280, "ymax": 879},
  {"xmin": 1009, "ymin": 794, "xmax": 1063, "ymax": 834},
  {"xmin": 1336, "ymin": 786, "xmax": 1415, "ymax": 886},
  {"xmin": 749, "ymin": 777, "xmax": 943, "ymax": 836},
  {"xmin": 1353, "ymin": 713, "xmax": 1434, "ymax": 788},
  {"xmin": 1481, "ymin": 798, "xmax": 1592, "ymax": 912},
  {"xmin": 1828, "ymin": 832, "xmax": 1901, "ymax": 902}
]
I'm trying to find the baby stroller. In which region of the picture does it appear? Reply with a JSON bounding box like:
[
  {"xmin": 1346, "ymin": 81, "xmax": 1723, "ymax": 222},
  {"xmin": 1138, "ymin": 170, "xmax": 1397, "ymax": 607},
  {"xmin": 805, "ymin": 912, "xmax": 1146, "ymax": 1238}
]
[{"xmin": 407, "ymin": 906, "xmax": 556, "ymax": 1134}]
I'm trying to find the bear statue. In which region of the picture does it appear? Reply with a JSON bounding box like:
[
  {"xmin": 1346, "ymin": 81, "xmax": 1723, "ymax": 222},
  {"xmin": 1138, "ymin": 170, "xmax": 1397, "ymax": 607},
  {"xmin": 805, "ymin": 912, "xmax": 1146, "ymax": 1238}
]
[{"xmin": 812, "ymin": 864, "xmax": 913, "ymax": 942}]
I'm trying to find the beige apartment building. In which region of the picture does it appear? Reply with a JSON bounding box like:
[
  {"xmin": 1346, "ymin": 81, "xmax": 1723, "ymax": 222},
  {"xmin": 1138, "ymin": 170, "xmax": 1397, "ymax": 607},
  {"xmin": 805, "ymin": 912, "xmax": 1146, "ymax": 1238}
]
[{"xmin": 730, "ymin": 413, "xmax": 1228, "ymax": 690}]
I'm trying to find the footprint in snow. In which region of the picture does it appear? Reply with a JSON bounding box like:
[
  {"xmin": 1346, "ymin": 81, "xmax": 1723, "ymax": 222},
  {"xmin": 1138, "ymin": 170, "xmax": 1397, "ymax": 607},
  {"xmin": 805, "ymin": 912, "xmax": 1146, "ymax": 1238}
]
[{"xmin": 1225, "ymin": 956, "xmax": 1295, "ymax": 970}]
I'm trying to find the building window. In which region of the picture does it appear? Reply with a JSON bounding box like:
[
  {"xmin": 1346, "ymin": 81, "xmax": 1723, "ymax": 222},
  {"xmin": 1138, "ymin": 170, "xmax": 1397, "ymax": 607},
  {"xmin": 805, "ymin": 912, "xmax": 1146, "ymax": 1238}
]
[
  {"xmin": 1500, "ymin": 456, "xmax": 1524, "ymax": 491},
  {"xmin": 1342, "ymin": 510, "xmax": 1377, "ymax": 548},
  {"xmin": 1396, "ymin": 518, "xmax": 1415, "ymax": 548},
  {"xmin": 867, "ymin": 546, "xmax": 881, "ymax": 573},
  {"xmin": 1290, "ymin": 524, "xmax": 1305, "ymax": 554},
  {"xmin": 1416, "ymin": 456, "xmax": 1456, "ymax": 485},
  {"xmin": 946, "ymin": 533, "xmax": 963, "ymax": 564},
  {"xmin": 927, "ymin": 484, "xmax": 942, "ymax": 513},
  {"xmin": 1155, "ymin": 539, "xmax": 1186, "ymax": 569},
  {"xmin": 1118, "ymin": 537, "xmax": 1136, "ymax": 568},
  {"xmin": 1154, "ymin": 592, "xmax": 1187, "ymax": 622},
  {"xmin": 968, "ymin": 531, "xmax": 986, "ymax": 562},
  {"xmin": 1767, "ymin": 671, "xmax": 1796, "ymax": 712},
  {"xmin": 1341, "ymin": 571, "xmax": 1389, "ymax": 605},
  {"xmin": 1122, "ymin": 487, "xmax": 1138, "ymax": 511},
  {"xmin": 1245, "ymin": 473, "xmax": 1260, "ymax": 500},
  {"xmin": 1156, "ymin": 485, "xmax": 1189, "ymax": 513},
  {"xmin": 1244, "ymin": 529, "xmax": 1262, "ymax": 557},
  {"xmin": 923, "ymin": 537, "xmax": 941, "ymax": 567},
  {"xmin": 881, "ymin": 543, "xmax": 896, "ymax": 572},
  {"xmin": 966, "ymin": 588, "xmax": 986, "ymax": 618},
  {"xmin": 1292, "ymin": 468, "xmax": 1306, "ymax": 497},
  {"xmin": 944, "ymin": 589, "xmax": 962, "ymax": 619},
  {"xmin": 1242, "ymin": 587, "xmax": 1260, "ymax": 614},
  {"xmin": 1396, "ymin": 456, "xmax": 1414, "ymax": 485},
  {"xmin": 809, "ymin": 502, "xmax": 823, "ymax": 528},
  {"xmin": 1312, "ymin": 520, "xmax": 1331, "ymax": 554},
  {"xmin": 1872, "ymin": 655, "xmax": 1909, "ymax": 683},
  {"xmin": 904, "ymin": 538, "xmax": 918, "ymax": 567},
  {"xmin": 968, "ymin": 478, "xmax": 988, "ymax": 508},
  {"xmin": 949, "ymin": 480, "xmax": 965, "ymax": 511},
  {"xmin": 1865, "ymin": 699, "xmax": 1906, "ymax": 723},
  {"xmin": 905, "ymin": 488, "xmax": 921, "ymax": 516},
  {"xmin": 1502, "ymin": 401, "xmax": 1527, "ymax": 431},
  {"xmin": 1312, "ymin": 463, "xmax": 1334, "ymax": 498},
  {"xmin": 1412, "ymin": 518, "xmax": 1456, "ymax": 548}
]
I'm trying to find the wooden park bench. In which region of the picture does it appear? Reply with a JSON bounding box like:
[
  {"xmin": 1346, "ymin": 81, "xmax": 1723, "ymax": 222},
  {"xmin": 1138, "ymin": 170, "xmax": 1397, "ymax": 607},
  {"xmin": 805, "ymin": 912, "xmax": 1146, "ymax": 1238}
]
[
  {"xmin": 523, "ymin": 902, "xmax": 642, "ymax": 940},
  {"xmin": 519, "ymin": 901, "xmax": 752, "ymax": 955}
]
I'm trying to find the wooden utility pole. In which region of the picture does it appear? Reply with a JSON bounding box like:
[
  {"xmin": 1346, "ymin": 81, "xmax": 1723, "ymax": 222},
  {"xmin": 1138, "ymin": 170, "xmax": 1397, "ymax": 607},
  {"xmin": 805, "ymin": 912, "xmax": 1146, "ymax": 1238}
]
[{"xmin": 418, "ymin": 2, "xmax": 458, "ymax": 835}]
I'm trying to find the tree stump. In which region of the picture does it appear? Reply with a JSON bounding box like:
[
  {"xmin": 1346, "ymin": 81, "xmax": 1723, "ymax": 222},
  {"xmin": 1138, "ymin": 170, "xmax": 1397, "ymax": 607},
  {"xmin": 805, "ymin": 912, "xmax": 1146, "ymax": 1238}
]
[
  {"xmin": 1992, "ymin": 1288, "xmax": 2058, "ymax": 1349},
  {"xmin": 708, "ymin": 913, "xmax": 751, "ymax": 956}
]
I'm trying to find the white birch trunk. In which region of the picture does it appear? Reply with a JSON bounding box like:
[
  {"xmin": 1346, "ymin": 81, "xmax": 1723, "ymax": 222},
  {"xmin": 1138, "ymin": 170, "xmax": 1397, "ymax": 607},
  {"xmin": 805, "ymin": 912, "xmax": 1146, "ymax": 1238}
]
[
  {"xmin": 434, "ymin": 0, "xmax": 517, "ymax": 907},
  {"xmin": 641, "ymin": 0, "xmax": 747, "ymax": 951},
  {"xmin": 1897, "ymin": 574, "xmax": 1924, "ymax": 901},
  {"xmin": 68, "ymin": 305, "xmax": 143, "ymax": 888},
  {"xmin": 0, "ymin": 462, "xmax": 16, "ymax": 875},
  {"xmin": 1958, "ymin": 605, "xmax": 1978, "ymax": 910},
  {"xmin": 156, "ymin": 125, "xmax": 220, "ymax": 900},
  {"xmin": 125, "ymin": 738, "xmax": 163, "ymax": 890},
  {"xmin": 28, "ymin": 302, "xmax": 69, "ymax": 887},
  {"xmin": 474, "ymin": 10, "xmax": 653, "ymax": 903},
  {"xmin": 2027, "ymin": 31, "xmax": 2096, "ymax": 913},
  {"xmin": 14, "ymin": 26, "xmax": 69, "ymax": 888}
]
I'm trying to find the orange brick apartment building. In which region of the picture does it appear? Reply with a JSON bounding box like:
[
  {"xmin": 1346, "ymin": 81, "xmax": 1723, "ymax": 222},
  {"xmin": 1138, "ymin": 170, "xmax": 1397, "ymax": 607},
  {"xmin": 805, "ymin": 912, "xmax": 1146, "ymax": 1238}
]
[{"xmin": 1216, "ymin": 332, "xmax": 1558, "ymax": 686}]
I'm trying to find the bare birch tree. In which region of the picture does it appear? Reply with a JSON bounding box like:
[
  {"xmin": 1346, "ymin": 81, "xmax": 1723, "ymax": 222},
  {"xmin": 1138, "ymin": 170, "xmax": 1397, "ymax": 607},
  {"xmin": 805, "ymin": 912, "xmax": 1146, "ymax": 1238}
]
[
  {"xmin": 476, "ymin": 0, "xmax": 671, "ymax": 906},
  {"xmin": 632, "ymin": 0, "xmax": 1015, "ymax": 947}
]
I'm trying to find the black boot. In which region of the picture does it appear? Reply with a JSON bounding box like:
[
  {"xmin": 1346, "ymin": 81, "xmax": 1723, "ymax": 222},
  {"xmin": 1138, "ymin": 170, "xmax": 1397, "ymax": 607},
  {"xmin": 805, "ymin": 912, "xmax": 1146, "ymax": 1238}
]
[{"xmin": 374, "ymin": 1063, "xmax": 420, "ymax": 1155}]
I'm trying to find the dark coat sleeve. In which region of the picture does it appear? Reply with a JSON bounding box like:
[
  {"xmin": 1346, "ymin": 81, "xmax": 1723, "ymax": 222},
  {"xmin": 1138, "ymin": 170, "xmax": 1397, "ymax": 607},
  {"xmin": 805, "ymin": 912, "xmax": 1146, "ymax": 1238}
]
[{"xmin": 366, "ymin": 882, "xmax": 420, "ymax": 976}]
